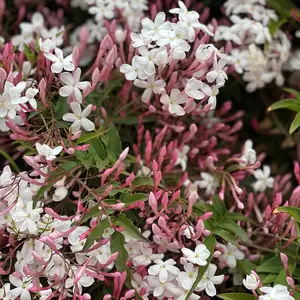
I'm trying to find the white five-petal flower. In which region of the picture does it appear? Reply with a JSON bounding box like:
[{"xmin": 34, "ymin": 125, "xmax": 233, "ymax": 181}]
[{"xmin": 63, "ymin": 102, "xmax": 95, "ymax": 134}]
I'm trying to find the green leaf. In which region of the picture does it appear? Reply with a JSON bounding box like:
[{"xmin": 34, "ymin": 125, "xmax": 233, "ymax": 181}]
[
  {"xmin": 290, "ymin": 112, "xmax": 300, "ymax": 134},
  {"xmin": 81, "ymin": 205, "xmax": 101, "ymax": 224},
  {"xmin": 185, "ymin": 236, "xmax": 216, "ymax": 300},
  {"xmin": 0, "ymin": 148, "xmax": 20, "ymax": 173},
  {"xmin": 216, "ymin": 221, "xmax": 249, "ymax": 242},
  {"xmin": 267, "ymin": 0, "xmax": 295, "ymax": 18},
  {"xmin": 237, "ymin": 260, "xmax": 257, "ymax": 275},
  {"xmin": 132, "ymin": 177, "xmax": 154, "ymax": 187},
  {"xmin": 120, "ymin": 193, "xmax": 148, "ymax": 205},
  {"xmin": 256, "ymin": 256, "xmax": 282, "ymax": 273},
  {"xmin": 293, "ymin": 292, "xmax": 300, "ymax": 300},
  {"xmin": 105, "ymin": 123, "xmax": 122, "ymax": 161},
  {"xmin": 110, "ymin": 231, "xmax": 128, "ymax": 271},
  {"xmin": 49, "ymin": 161, "xmax": 78, "ymax": 181},
  {"xmin": 269, "ymin": 17, "xmax": 287, "ymax": 37},
  {"xmin": 262, "ymin": 274, "xmax": 278, "ymax": 284},
  {"xmin": 77, "ymin": 128, "xmax": 107, "ymax": 144},
  {"xmin": 268, "ymin": 99, "xmax": 300, "ymax": 113},
  {"xmin": 213, "ymin": 228, "xmax": 238, "ymax": 245},
  {"xmin": 212, "ymin": 195, "xmax": 227, "ymax": 217},
  {"xmin": 114, "ymin": 214, "xmax": 149, "ymax": 242},
  {"xmin": 54, "ymin": 98, "xmax": 69, "ymax": 119},
  {"xmin": 88, "ymin": 137, "xmax": 109, "ymax": 171},
  {"xmin": 84, "ymin": 217, "xmax": 110, "ymax": 250},
  {"xmin": 275, "ymin": 206, "xmax": 300, "ymax": 223},
  {"xmin": 23, "ymin": 43, "xmax": 35, "ymax": 63},
  {"xmin": 274, "ymin": 270, "xmax": 289, "ymax": 287},
  {"xmin": 217, "ymin": 293, "xmax": 255, "ymax": 300},
  {"xmin": 225, "ymin": 212, "xmax": 250, "ymax": 222},
  {"xmin": 33, "ymin": 184, "xmax": 52, "ymax": 207},
  {"xmin": 75, "ymin": 150, "xmax": 94, "ymax": 170},
  {"xmin": 274, "ymin": 258, "xmax": 295, "ymax": 287}
]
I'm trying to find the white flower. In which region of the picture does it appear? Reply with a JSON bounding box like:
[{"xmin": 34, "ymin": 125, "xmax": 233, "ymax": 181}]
[
  {"xmin": 44, "ymin": 47, "xmax": 74, "ymax": 74},
  {"xmin": 218, "ymin": 243, "xmax": 245, "ymax": 268},
  {"xmin": 46, "ymin": 254, "xmax": 68, "ymax": 279},
  {"xmin": 132, "ymin": 244, "xmax": 164, "ymax": 266},
  {"xmin": 183, "ymin": 225, "xmax": 195, "ymax": 239},
  {"xmin": 185, "ymin": 78, "xmax": 211, "ymax": 100},
  {"xmin": 12, "ymin": 200, "xmax": 43, "ymax": 235},
  {"xmin": 229, "ymin": 49, "xmax": 248, "ymax": 74},
  {"xmin": 20, "ymin": 12, "xmax": 44, "ymax": 34},
  {"xmin": 243, "ymin": 273, "xmax": 259, "ymax": 290},
  {"xmin": 131, "ymin": 273, "xmax": 150, "ymax": 298},
  {"xmin": 147, "ymin": 275, "xmax": 180, "ymax": 298},
  {"xmin": 182, "ymin": 243, "xmax": 210, "ymax": 265},
  {"xmin": 89, "ymin": 0, "xmax": 115, "ymax": 22},
  {"xmin": 206, "ymin": 85, "xmax": 220, "ymax": 109},
  {"xmin": 196, "ymin": 44, "xmax": 220, "ymax": 63},
  {"xmin": 196, "ymin": 172, "xmax": 219, "ymax": 195},
  {"xmin": 35, "ymin": 143, "xmax": 62, "ymax": 161},
  {"xmin": 63, "ymin": 102, "xmax": 95, "ymax": 134},
  {"xmin": 259, "ymin": 284, "xmax": 294, "ymax": 300},
  {"xmin": 252, "ymin": 165, "xmax": 274, "ymax": 192},
  {"xmin": 141, "ymin": 12, "xmax": 170, "ymax": 41},
  {"xmin": 148, "ymin": 259, "xmax": 180, "ymax": 283},
  {"xmin": 177, "ymin": 263, "xmax": 198, "ymax": 290},
  {"xmin": 134, "ymin": 76, "xmax": 166, "ymax": 103},
  {"xmin": 240, "ymin": 140, "xmax": 256, "ymax": 166},
  {"xmin": 120, "ymin": 56, "xmax": 148, "ymax": 81},
  {"xmin": 0, "ymin": 81, "xmax": 26, "ymax": 118},
  {"xmin": 206, "ymin": 57, "xmax": 228, "ymax": 87},
  {"xmin": 12, "ymin": 88, "xmax": 38, "ymax": 109},
  {"xmin": 137, "ymin": 46, "xmax": 160, "ymax": 76},
  {"xmin": 243, "ymin": 71, "xmax": 274, "ymax": 93},
  {"xmin": 160, "ymin": 89, "xmax": 187, "ymax": 116},
  {"xmin": 170, "ymin": 1, "xmax": 194, "ymax": 17},
  {"xmin": 39, "ymin": 37, "xmax": 56, "ymax": 53},
  {"xmin": 53, "ymin": 177, "xmax": 68, "ymax": 202},
  {"xmin": 177, "ymin": 13, "xmax": 213, "ymax": 42},
  {"xmin": 0, "ymin": 283, "xmax": 10, "ymax": 300},
  {"xmin": 59, "ymin": 68, "xmax": 91, "ymax": 102},
  {"xmin": 197, "ymin": 264, "xmax": 224, "ymax": 296},
  {"xmin": 68, "ymin": 226, "xmax": 89, "ymax": 246},
  {"xmin": 65, "ymin": 266, "xmax": 94, "ymax": 294},
  {"xmin": 88, "ymin": 241, "xmax": 113, "ymax": 265},
  {"xmin": 9, "ymin": 274, "xmax": 33, "ymax": 300},
  {"xmin": 175, "ymin": 145, "xmax": 190, "ymax": 171}
]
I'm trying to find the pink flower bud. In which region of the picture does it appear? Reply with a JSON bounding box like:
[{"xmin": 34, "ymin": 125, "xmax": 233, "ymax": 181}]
[
  {"xmin": 280, "ymin": 252, "xmax": 288, "ymax": 265},
  {"xmin": 287, "ymin": 277, "xmax": 295, "ymax": 286},
  {"xmin": 119, "ymin": 147, "xmax": 129, "ymax": 161}
]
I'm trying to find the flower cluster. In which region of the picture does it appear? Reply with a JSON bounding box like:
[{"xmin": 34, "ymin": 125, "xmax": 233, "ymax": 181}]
[
  {"xmin": 0, "ymin": 0, "xmax": 299, "ymax": 299},
  {"xmin": 215, "ymin": 0, "xmax": 291, "ymax": 91},
  {"xmin": 120, "ymin": 1, "xmax": 229, "ymax": 115}
]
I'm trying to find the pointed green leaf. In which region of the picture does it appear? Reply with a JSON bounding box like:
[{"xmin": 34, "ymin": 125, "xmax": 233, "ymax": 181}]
[
  {"xmin": 237, "ymin": 260, "xmax": 257, "ymax": 275},
  {"xmin": 268, "ymin": 99, "xmax": 300, "ymax": 113},
  {"xmin": 217, "ymin": 293, "xmax": 255, "ymax": 300},
  {"xmin": 213, "ymin": 228, "xmax": 238, "ymax": 245},
  {"xmin": 256, "ymin": 256, "xmax": 282, "ymax": 273},
  {"xmin": 275, "ymin": 206, "xmax": 300, "ymax": 223},
  {"xmin": 110, "ymin": 231, "xmax": 128, "ymax": 271},
  {"xmin": 77, "ymin": 128, "xmax": 107, "ymax": 144},
  {"xmin": 216, "ymin": 221, "xmax": 249, "ymax": 242},
  {"xmin": 290, "ymin": 112, "xmax": 300, "ymax": 134},
  {"xmin": 114, "ymin": 213, "xmax": 149, "ymax": 242}
]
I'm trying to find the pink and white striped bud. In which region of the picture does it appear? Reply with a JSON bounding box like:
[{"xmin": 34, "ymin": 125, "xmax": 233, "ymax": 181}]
[{"xmin": 119, "ymin": 147, "xmax": 129, "ymax": 161}]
